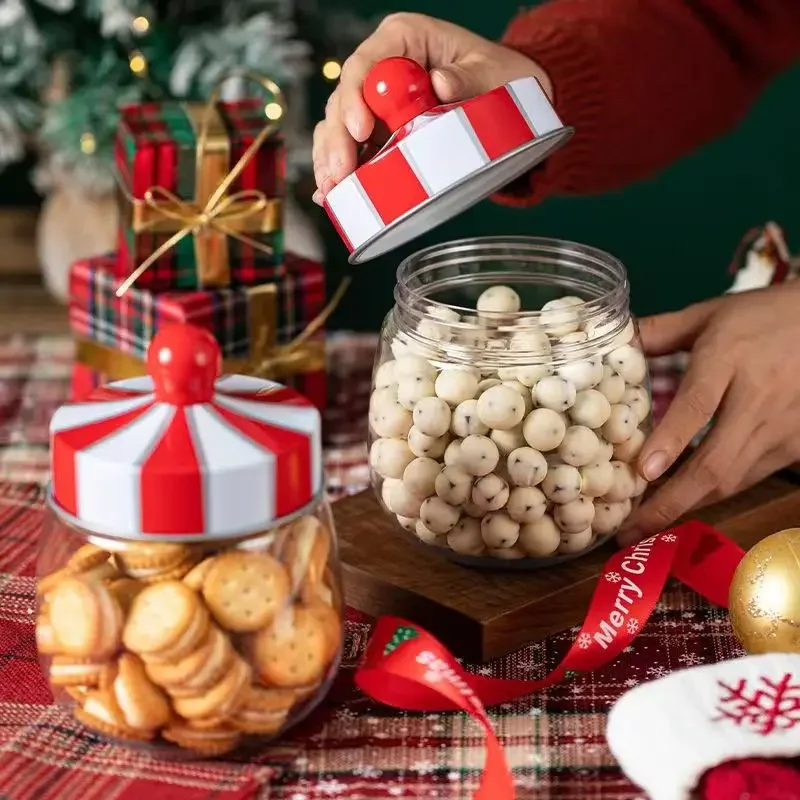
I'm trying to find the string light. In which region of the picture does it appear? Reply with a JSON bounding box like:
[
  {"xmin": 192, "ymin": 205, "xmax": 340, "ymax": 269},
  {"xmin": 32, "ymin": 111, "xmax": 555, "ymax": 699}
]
[
  {"xmin": 322, "ymin": 59, "xmax": 342, "ymax": 81},
  {"xmin": 264, "ymin": 102, "xmax": 283, "ymax": 121},
  {"xmin": 79, "ymin": 132, "xmax": 96, "ymax": 155},
  {"xmin": 129, "ymin": 51, "xmax": 147, "ymax": 76},
  {"xmin": 131, "ymin": 16, "xmax": 150, "ymax": 34}
]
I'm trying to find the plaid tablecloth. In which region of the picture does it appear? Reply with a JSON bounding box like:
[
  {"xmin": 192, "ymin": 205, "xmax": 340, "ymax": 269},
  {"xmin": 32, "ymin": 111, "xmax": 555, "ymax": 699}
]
[{"xmin": 0, "ymin": 334, "xmax": 743, "ymax": 800}]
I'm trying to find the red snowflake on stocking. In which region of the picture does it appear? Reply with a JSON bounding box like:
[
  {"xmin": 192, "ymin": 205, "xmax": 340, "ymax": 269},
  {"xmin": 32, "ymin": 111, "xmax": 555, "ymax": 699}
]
[{"xmin": 714, "ymin": 673, "xmax": 800, "ymax": 735}]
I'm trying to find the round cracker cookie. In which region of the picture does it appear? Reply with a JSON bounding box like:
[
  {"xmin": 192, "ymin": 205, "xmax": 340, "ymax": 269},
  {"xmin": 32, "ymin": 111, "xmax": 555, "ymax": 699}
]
[
  {"xmin": 35, "ymin": 615, "xmax": 60, "ymax": 655},
  {"xmin": 231, "ymin": 685, "xmax": 296, "ymax": 734},
  {"xmin": 112, "ymin": 654, "xmax": 171, "ymax": 731},
  {"xmin": 182, "ymin": 556, "xmax": 217, "ymax": 591},
  {"xmin": 67, "ymin": 544, "xmax": 112, "ymax": 573},
  {"xmin": 283, "ymin": 517, "xmax": 332, "ymax": 592},
  {"xmin": 252, "ymin": 606, "xmax": 329, "ymax": 688},
  {"xmin": 202, "ymin": 552, "xmax": 290, "ymax": 633},
  {"xmin": 162, "ymin": 720, "xmax": 241, "ymax": 755},
  {"xmin": 107, "ymin": 578, "xmax": 145, "ymax": 615},
  {"xmin": 304, "ymin": 600, "xmax": 342, "ymax": 664},
  {"xmin": 123, "ymin": 581, "xmax": 208, "ymax": 659},
  {"xmin": 74, "ymin": 690, "xmax": 154, "ymax": 742},
  {"xmin": 171, "ymin": 657, "xmax": 251, "ymax": 720},
  {"xmin": 116, "ymin": 542, "xmax": 193, "ymax": 571}
]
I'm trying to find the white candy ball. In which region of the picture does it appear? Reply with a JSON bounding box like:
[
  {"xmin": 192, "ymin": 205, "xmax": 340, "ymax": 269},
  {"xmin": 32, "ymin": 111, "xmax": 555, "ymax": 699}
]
[
  {"xmin": 394, "ymin": 354, "xmax": 437, "ymax": 380},
  {"xmin": 489, "ymin": 545, "xmax": 527, "ymax": 560},
  {"xmin": 435, "ymin": 369, "xmax": 479, "ymax": 407},
  {"xmin": 476, "ymin": 385, "xmax": 526, "ymax": 430},
  {"xmin": 557, "ymin": 356, "xmax": 604, "ymax": 392},
  {"xmin": 597, "ymin": 372, "xmax": 626, "ymax": 404},
  {"xmin": 413, "ymin": 396, "xmax": 452, "ymax": 437},
  {"xmin": 496, "ymin": 366, "xmax": 519, "ymax": 381},
  {"xmin": 414, "ymin": 519, "xmax": 440, "ymax": 544},
  {"xmin": 463, "ymin": 499, "xmax": 487, "ymax": 518},
  {"xmin": 480, "ymin": 512, "xmax": 520, "ymax": 548},
  {"xmin": 633, "ymin": 474, "xmax": 648, "ymax": 497},
  {"xmin": 558, "ymin": 425, "xmax": 600, "ymax": 467},
  {"xmin": 451, "ymin": 399, "xmax": 489, "ymax": 438},
  {"xmin": 570, "ymin": 389, "xmax": 612, "ymax": 429},
  {"xmin": 476, "ymin": 378, "xmax": 503, "ymax": 395},
  {"xmin": 390, "ymin": 338, "xmax": 410, "ymax": 359},
  {"xmin": 534, "ymin": 376, "xmax": 577, "ymax": 412},
  {"xmin": 541, "ymin": 297, "xmax": 582, "ymax": 337},
  {"xmin": 471, "ymin": 473, "xmax": 510, "ymax": 512},
  {"xmin": 602, "ymin": 461, "xmax": 638, "ymax": 502},
  {"xmin": 374, "ymin": 361, "xmax": 397, "ymax": 390},
  {"xmin": 443, "ymin": 439, "xmax": 462, "ymax": 467},
  {"xmin": 558, "ymin": 527, "xmax": 594, "ymax": 554},
  {"xmin": 386, "ymin": 480, "xmax": 424, "ymax": 517},
  {"xmin": 554, "ymin": 495, "xmax": 596, "ymax": 533},
  {"xmin": 558, "ymin": 331, "xmax": 588, "ymax": 347},
  {"xmin": 510, "ymin": 329, "xmax": 551, "ymax": 354},
  {"xmin": 477, "ymin": 285, "xmax": 521, "ymax": 314},
  {"xmin": 459, "ymin": 435, "xmax": 500, "ymax": 477},
  {"xmin": 370, "ymin": 438, "xmax": 415, "ymax": 479},
  {"xmin": 601, "ymin": 404, "xmax": 638, "ymax": 444},
  {"xmin": 621, "ymin": 386, "xmax": 651, "ymax": 424},
  {"xmin": 435, "ymin": 466, "xmax": 474, "ymax": 506},
  {"xmin": 614, "ymin": 428, "xmax": 646, "ymax": 462},
  {"xmin": 592, "ymin": 501, "xmax": 627, "ymax": 535},
  {"xmin": 419, "ymin": 497, "xmax": 461, "ymax": 535},
  {"xmin": 490, "ymin": 425, "xmax": 526, "ymax": 457},
  {"xmin": 506, "ymin": 486, "xmax": 547, "ymax": 523},
  {"xmin": 380, "ymin": 477, "xmax": 401, "ymax": 509},
  {"xmin": 407, "ymin": 426, "xmax": 450, "ymax": 459},
  {"xmin": 370, "ymin": 400, "xmax": 413, "ymax": 439},
  {"xmin": 428, "ymin": 303, "xmax": 461, "ymax": 324},
  {"xmin": 595, "ymin": 437, "xmax": 615, "ymax": 462},
  {"xmin": 370, "ymin": 385, "xmax": 397, "ymax": 410},
  {"xmin": 518, "ymin": 515, "xmax": 561, "ymax": 557},
  {"xmin": 507, "ymin": 447, "xmax": 548, "ymax": 487},
  {"xmin": 607, "ymin": 345, "xmax": 647, "ymax": 385},
  {"xmin": 396, "ymin": 515, "xmax": 417, "ymax": 532},
  {"xmin": 523, "ymin": 408, "xmax": 566, "ymax": 452},
  {"xmin": 402, "ymin": 457, "xmax": 442, "ymax": 497},
  {"xmin": 541, "ymin": 464, "xmax": 582, "ymax": 504},
  {"xmin": 515, "ymin": 364, "xmax": 554, "ymax": 387},
  {"xmin": 501, "ymin": 380, "xmax": 534, "ymax": 415},
  {"xmin": 579, "ymin": 461, "xmax": 615, "ymax": 497},
  {"xmin": 447, "ymin": 517, "xmax": 485, "ymax": 556},
  {"xmin": 584, "ymin": 317, "xmax": 635, "ymax": 349},
  {"xmin": 397, "ymin": 375, "xmax": 436, "ymax": 410}
]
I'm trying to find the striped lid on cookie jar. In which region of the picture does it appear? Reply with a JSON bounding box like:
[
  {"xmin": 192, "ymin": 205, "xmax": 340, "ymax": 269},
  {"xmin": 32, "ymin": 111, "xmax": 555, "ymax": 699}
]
[
  {"xmin": 48, "ymin": 324, "xmax": 323, "ymax": 542},
  {"xmin": 324, "ymin": 57, "xmax": 573, "ymax": 264}
]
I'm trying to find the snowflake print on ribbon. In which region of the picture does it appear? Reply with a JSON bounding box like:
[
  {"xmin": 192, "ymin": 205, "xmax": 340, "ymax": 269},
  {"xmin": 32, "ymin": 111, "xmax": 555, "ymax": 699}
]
[
  {"xmin": 605, "ymin": 571, "xmax": 622, "ymax": 583},
  {"xmin": 577, "ymin": 633, "xmax": 593, "ymax": 650},
  {"xmin": 626, "ymin": 618, "xmax": 640, "ymax": 635},
  {"xmin": 714, "ymin": 673, "xmax": 800, "ymax": 735},
  {"xmin": 383, "ymin": 624, "xmax": 419, "ymax": 656},
  {"xmin": 661, "ymin": 534, "xmax": 677, "ymax": 543}
]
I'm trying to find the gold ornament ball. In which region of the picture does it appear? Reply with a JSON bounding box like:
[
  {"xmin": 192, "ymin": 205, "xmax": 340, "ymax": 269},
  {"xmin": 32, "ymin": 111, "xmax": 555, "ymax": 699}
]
[{"xmin": 729, "ymin": 528, "xmax": 800, "ymax": 654}]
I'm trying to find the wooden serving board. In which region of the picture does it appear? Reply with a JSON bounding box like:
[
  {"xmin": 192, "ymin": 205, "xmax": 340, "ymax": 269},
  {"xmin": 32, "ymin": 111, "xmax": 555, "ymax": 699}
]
[{"xmin": 332, "ymin": 475, "xmax": 800, "ymax": 663}]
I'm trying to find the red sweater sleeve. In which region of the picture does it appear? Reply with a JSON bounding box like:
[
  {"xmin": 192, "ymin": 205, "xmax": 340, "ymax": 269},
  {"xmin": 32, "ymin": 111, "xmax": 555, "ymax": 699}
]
[{"xmin": 495, "ymin": 0, "xmax": 800, "ymax": 205}]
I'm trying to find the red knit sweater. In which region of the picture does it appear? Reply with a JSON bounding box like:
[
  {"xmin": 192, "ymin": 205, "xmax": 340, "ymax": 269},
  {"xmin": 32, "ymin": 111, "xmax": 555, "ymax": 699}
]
[{"xmin": 496, "ymin": 0, "xmax": 800, "ymax": 205}]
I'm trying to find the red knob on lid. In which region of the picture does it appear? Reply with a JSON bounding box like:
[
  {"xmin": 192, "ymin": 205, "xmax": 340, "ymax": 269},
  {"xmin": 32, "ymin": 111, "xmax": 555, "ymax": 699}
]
[
  {"xmin": 362, "ymin": 57, "xmax": 439, "ymax": 133},
  {"xmin": 147, "ymin": 324, "xmax": 220, "ymax": 405}
]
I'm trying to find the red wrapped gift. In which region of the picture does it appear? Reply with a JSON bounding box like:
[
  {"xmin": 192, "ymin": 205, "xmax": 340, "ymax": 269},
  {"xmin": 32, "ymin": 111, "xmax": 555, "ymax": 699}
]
[{"xmin": 115, "ymin": 97, "xmax": 285, "ymax": 292}]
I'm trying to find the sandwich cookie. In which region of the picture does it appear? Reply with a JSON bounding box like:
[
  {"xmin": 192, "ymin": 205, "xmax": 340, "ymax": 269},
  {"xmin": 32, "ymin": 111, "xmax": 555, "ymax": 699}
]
[
  {"xmin": 231, "ymin": 686, "xmax": 296, "ymax": 735},
  {"xmin": 282, "ymin": 517, "xmax": 331, "ymax": 595},
  {"xmin": 171, "ymin": 656, "xmax": 252, "ymax": 721},
  {"xmin": 73, "ymin": 689, "xmax": 154, "ymax": 741},
  {"xmin": 49, "ymin": 655, "xmax": 116, "ymax": 689},
  {"xmin": 162, "ymin": 720, "xmax": 241, "ymax": 756},
  {"xmin": 111, "ymin": 654, "xmax": 171, "ymax": 732},
  {"xmin": 182, "ymin": 557, "xmax": 217, "ymax": 592},
  {"xmin": 115, "ymin": 543, "xmax": 197, "ymax": 583}
]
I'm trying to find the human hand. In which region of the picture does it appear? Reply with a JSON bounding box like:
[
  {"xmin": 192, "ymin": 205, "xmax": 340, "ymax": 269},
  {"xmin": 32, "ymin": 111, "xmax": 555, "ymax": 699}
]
[
  {"xmin": 312, "ymin": 12, "xmax": 551, "ymax": 204},
  {"xmin": 618, "ymin": 280, "xmax": 800, "ymax": 545}
]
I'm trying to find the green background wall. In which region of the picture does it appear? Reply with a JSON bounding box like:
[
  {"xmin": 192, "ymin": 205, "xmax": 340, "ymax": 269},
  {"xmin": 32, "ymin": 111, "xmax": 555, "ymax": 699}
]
[{"xmin": 313, "ymin": 0, "xmax": 800, "ymax": 331}]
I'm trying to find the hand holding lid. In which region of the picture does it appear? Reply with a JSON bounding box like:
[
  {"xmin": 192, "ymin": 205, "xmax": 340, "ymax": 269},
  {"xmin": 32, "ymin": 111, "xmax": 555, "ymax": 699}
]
[
  {"xmin": 362, "ymin": 57, "xmax": 439, "ymax": 133},
  {"xmin": 146, "ymin": 324, "xmax": 220, "ymax": 405}
]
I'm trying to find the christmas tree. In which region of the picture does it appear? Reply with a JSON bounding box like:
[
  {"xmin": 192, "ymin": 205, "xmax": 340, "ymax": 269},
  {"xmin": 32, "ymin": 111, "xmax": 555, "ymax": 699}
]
[{"xmin": 0, "ymin": 0, "xmax": 377, "ymax": 195}]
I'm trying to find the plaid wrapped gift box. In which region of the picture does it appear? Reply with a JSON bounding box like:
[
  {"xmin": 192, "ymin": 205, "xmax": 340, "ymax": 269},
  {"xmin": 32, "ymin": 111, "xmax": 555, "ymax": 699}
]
[
  {"xmin": 115, "ymin": 98, "xmax": 286, "ymax": 292},
  {"xmin": 68, "ymin": 252, "xmax": 327, "ymax": 409}
]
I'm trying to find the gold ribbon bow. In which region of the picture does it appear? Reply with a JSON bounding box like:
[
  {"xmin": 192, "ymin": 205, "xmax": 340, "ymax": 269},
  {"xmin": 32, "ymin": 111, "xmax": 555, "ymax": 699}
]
[{"xmin": 116, "ymin": 72, "xmax": 286, "ymax": 297}]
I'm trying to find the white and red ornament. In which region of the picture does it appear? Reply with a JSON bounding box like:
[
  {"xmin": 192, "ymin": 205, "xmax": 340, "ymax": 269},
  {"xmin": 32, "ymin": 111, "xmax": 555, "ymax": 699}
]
[
  {"xmin": 606, "ymin": 653, "xmax": 800, "ymax": 800},
  {"xmin": 49, "ymin": 324, "xmax": 323, "ymax": 541},
  {"xmin": 727, "ymin": 222, "xmax": 797, "ymax": 294},
  {"xmin": 324, "ymin": 57, "xmax": 573, "ymax": 263}
]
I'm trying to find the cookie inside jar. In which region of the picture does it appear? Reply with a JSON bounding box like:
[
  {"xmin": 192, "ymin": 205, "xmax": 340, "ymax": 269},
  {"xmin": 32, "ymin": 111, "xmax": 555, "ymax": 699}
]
[
  {"xmin": 370, "ymin": 237, "xmax": 652, "ymax": 569},
  {"xmin": 37, "ymin": 324, "xmax": 343, "ymax": 757}
]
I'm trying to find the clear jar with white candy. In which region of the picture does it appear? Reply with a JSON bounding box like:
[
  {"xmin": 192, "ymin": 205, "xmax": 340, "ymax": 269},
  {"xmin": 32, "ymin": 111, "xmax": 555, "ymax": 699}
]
[{"xmin": 369, "ymin": 237, "xmax": 652, "ymax": 569}]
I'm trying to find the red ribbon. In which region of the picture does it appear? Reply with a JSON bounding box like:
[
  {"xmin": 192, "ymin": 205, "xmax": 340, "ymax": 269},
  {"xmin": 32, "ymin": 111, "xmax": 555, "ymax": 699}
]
[{"xmin": 355, "ymin": 521, "xmax": 745, "ymax": 799}]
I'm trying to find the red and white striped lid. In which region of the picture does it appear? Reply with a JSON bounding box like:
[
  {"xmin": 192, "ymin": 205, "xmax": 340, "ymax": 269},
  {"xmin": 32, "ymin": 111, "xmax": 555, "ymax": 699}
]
[
  {"xmin": 49, "ymin": 324, "xmax": 323, "ymax": 542},
  {"xmin": 325, "ymin": 57, "xmax": 573, "ymax": 264}
]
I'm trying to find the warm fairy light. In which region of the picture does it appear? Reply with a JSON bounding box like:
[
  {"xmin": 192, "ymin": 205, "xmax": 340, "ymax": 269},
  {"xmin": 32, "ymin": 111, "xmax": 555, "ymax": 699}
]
[
  {"xmin": 322, "ymin": 59, "xmax": 342, "ymax": 81},
  {"xmin": 131, "ymin": 16, "xmax": 150, "ymax": 34},
  {"xmin": 129, "ymin": 51, "xmax": 147, "ymax": 75},
  {"xmin": 79, "ymin": 132, "xmax": 96, "ymax": 155},
  {"xmin": 264, "ymin": 102, "xmax": 284, "ymax": 121}
]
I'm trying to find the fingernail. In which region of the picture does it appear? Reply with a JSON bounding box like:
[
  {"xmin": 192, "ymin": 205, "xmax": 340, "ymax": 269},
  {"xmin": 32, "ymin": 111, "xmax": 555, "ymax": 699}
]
[
  {"xmin": 617, "ymin": 528, "xmax": 642, "ymax": 548},
  {"xmin": 642, "ymin": 451, "xmax": 669, "ymax": 481},
  {"xmin": 312, "ymin": 190, "xmax": 323, "ymax": 206},
  {"xmin": 344, "ymin": 111, "xmax": 362, "ymax": 140}
]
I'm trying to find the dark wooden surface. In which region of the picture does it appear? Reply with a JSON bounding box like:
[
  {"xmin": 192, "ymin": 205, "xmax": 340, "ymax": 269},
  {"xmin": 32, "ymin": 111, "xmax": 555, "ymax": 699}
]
[{"xmin": 332, "ymin": 475, "xmax": 800, "ymax": 663}]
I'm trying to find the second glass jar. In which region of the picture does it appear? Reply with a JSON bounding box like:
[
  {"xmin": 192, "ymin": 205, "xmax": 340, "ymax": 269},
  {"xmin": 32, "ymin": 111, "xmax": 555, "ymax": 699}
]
[{"xmin": 369, "ymin": 237, "xmax": 652, "ymax": 569}]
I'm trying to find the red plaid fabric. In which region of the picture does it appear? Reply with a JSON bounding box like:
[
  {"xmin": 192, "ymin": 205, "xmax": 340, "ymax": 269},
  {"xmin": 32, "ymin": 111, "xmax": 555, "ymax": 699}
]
[
  {"xmin": 115, "ymin": 98, "xmax": 286, "ymax": 292},
  {"xmin": 1, "ymin": 333, "xmax": 747, "ymax": 800}
]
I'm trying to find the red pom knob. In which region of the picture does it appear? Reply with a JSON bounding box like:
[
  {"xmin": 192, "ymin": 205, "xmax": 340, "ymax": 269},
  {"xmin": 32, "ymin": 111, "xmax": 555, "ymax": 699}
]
[
  {"xmin": 147, "ymin": 324, "xmax": 220, "ymax": 405},
  {"xmin": 362, "ymin": 57, "xmax": 439, "ymax": 132}
]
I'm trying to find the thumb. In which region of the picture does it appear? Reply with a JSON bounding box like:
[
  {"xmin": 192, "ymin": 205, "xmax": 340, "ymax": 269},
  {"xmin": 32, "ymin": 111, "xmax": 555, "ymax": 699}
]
[
  {"xmin": 638, "ymin": 301, "xmax": 717, "ymax": 357},
  {"xmin": 431, "ymin": 64, "xmax": 492, "ymax": 103}
]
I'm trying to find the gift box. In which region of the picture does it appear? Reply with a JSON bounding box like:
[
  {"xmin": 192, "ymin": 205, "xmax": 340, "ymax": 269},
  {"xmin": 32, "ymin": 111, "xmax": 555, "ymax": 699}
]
[
  {"xmin": 68, "ymin": 252, "xmax": 327, "ymax": 409},
  {"xmin": 115, "ymin": 98, "xmax": 285, "ymax": 292}
]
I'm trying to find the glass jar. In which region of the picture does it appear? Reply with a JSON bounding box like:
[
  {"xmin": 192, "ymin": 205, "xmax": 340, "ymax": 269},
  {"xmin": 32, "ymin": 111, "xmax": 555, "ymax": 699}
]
[
  {"xmin": 369, "ymin": 237, "xmax": 652, "ymax": 569},
  {"xmin": 37, "ymin": 324, "xmax": 343, "ymax": 758}
]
